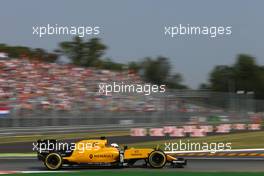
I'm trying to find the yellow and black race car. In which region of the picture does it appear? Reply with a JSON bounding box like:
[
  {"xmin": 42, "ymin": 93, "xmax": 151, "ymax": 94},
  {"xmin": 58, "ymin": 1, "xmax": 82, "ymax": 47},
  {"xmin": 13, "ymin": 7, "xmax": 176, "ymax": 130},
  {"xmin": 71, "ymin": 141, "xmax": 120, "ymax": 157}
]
[{"xmin": 36, "ymin": 137, "xmax": 186, "ymax": 170}]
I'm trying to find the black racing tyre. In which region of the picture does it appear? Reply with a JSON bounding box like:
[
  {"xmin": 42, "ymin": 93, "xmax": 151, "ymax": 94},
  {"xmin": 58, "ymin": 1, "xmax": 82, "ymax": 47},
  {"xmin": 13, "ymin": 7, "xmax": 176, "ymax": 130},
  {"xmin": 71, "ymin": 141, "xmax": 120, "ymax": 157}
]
[
  {"xmin": 44, "ymin": 153, "xmax": 62, "ymax": 170},
  {"xmin": 148, "ymin": 150, "xmax": 166, "ymax": 168}
]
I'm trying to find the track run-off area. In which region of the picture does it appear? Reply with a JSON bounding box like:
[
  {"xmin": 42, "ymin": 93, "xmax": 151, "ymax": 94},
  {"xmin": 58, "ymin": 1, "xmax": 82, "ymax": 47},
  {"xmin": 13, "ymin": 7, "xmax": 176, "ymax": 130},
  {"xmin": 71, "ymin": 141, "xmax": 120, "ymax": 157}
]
[{"xmin": 1, "ymin": 157, "xmax": 264, "ymax": 174}]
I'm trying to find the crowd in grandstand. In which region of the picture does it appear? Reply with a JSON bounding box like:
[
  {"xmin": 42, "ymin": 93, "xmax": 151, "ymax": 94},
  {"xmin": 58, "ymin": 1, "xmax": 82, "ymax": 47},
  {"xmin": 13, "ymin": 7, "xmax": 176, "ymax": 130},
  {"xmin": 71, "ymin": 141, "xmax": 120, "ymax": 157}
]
[
  {"xmin": 1, "ymin": 57, "xmax": 259, "ymax": 120},
  {"xmin": 0, "ymin": 58, "xmax": 171, "ymax": 116}
]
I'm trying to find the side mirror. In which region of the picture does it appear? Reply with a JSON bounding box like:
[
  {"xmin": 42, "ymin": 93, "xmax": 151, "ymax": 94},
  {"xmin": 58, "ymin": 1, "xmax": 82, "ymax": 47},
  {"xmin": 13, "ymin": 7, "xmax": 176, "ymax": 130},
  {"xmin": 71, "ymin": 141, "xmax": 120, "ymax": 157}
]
[{"xmin": 124, "ymin": 145, "xmax": 128, "ymax": 150}]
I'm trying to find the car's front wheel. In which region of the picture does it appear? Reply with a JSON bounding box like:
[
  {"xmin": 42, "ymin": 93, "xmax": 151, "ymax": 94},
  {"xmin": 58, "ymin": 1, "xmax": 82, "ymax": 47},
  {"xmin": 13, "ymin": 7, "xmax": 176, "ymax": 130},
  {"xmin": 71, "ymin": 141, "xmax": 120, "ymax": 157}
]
[
  {"xmin": 148, "ymin": 150, "xmax": 166, "ymax": 168},
  {"xmin": 44, "ymin": 153, "xmax": 62, "ymax": 170}
]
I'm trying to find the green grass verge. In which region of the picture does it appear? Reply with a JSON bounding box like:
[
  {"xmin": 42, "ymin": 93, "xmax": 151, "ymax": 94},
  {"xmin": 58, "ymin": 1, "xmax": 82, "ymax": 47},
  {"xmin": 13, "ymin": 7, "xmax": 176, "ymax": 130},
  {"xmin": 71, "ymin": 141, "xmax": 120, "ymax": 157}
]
[
  {"xmin": 1, "ymin": 131, "xmax": 264, "ymax": 157},
  {"xmin": 10, "ymin": 171, "xmax": 264, "ymax": 176},
  {"xmin": 0, "ymin": 153, "xmax": 35, "ymax": 157},
  {"xmin": 127, "ymin": 131, "xmax": 264, "ymax": 149},
  {"xmin": 0, "ymin": 131, "xmax": 129, "ymax": 144}
]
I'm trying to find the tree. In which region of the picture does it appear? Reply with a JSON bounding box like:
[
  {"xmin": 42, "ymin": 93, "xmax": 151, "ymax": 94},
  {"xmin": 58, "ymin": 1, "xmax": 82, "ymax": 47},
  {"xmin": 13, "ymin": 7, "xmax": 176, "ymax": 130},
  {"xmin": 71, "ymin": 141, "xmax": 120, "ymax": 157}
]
[
  {"xmin": 142, "ymin": 57, "xmax": 170, "ymax": 85},
  {"xmin": 128, "ymin": 61, "xmax": 141, "ymax": 72},
  {"xmin": 100, "ymin": 58, "xmax": 124, "ymax": 71},
  {"xmin": 233, "ymin": 54, "xmax": 259, "ymax": 91},
  {"xmin": 58, "ymin": 37, "xmax": 107, "ymax": 67},
  {"xmin": 31, "ymin": 48, "xmax": 58, "ymax": 62},
  {"xmin": 33, "ymin": 48, "xmax": 46, "ymax": 58},
  {"xmin": 209, "ymin": 65, "xmax": 234, "ymax": 92},
  {"xmin": 8, "ymin": 46, "xmax": 32, "ymax": 58},
  {"xmin": 83, "ymin": 38, "xmax": 107, "ymax": 67},
  {"xmin": 208, "ymin": 54, "xmax": 264, "ymax": 99},
  {"xmin": 167, "ymin": 73, "xmax": 188, "ymax": 89},
  {"xmin": 58, "ymin": 36, "xmax": 85, "ymax": 65},
  {"xmin": 141, "ymin": 56, "xmax": 187, "ymax": 89},
  {"xmin": 0, "ymin": 43, "xmax": 58, "ymax": 62}
]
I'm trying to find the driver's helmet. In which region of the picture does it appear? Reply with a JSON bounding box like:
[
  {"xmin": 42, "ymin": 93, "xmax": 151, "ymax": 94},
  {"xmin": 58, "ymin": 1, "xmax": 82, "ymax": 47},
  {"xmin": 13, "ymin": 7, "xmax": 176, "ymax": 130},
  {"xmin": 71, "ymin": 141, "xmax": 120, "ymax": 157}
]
[{"xmin": 111, "ymin": 143, "xmax": 119, "ymax": 148}]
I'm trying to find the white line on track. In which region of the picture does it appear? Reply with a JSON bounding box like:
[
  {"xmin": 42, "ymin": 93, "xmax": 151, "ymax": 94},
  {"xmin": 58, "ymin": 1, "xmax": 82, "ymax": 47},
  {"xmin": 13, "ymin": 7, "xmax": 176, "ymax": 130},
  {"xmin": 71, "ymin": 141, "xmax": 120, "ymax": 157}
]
[
  {"xmin": 164, "ymin": 148, "xmax": 264, "ymax": 154},
  {"xmin": 0, "ymin": 157, "xmax": 35, "ymax": 159},
  {"xmin": 185, "ymin": 157, "xmax": 264, "ymax": 160},
  {"xmin": 21, "ymin": 171, "xmax": 75, "ymax": 173},
  {"xmin": 0, "ymin": 171, "xmax": 75, "ymax": 175}
]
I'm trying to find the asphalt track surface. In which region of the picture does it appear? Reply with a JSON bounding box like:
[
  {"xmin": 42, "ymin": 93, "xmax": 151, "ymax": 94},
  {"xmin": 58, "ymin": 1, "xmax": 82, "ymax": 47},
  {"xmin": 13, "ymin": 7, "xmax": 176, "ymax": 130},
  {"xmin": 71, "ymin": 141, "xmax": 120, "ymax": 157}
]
[
  {"xmin": 1, "ymin": 157, "xmax": 264, "ymax": 172},
  {"xmin": 1, "ymin": 132, "xmax": 264, "ymax": 172}
]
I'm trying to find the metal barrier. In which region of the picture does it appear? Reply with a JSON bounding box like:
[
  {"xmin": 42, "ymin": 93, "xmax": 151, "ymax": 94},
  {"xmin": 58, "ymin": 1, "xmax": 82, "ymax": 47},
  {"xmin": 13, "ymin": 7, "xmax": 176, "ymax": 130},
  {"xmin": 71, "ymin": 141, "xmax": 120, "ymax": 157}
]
[{"xmin": 0, "ymin": 90, "xmax": 262, "ymax": 128}]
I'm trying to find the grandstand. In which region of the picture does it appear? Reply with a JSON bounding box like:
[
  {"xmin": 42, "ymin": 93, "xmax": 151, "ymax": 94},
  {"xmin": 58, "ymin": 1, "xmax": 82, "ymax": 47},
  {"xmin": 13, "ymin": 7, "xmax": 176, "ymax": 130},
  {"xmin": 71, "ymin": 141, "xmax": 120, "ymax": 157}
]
[{"xmin": 0, "ymin": 58, "xmax": 262, "ymax": 127}]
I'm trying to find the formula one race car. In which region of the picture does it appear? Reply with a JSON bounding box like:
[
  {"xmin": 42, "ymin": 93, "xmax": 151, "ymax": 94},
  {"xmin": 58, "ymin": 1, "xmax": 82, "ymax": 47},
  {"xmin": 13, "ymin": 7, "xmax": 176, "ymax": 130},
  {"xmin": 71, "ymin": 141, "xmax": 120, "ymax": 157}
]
[{"xmin": 36, "ymin": 137, "xmax": 186, "ymax": 170}]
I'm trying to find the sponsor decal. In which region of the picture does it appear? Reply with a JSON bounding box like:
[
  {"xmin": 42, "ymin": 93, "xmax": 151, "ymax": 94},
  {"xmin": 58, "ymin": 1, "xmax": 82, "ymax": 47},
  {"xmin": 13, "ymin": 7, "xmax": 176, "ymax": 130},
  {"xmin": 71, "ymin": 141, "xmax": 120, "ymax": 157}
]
[
  {"xmin": 89, "ymin": 154, "xmax": 93, "ymax": 159},
  {"xmin": 93, "ymin": 154, "xmax": 114, "ymax": 158}
]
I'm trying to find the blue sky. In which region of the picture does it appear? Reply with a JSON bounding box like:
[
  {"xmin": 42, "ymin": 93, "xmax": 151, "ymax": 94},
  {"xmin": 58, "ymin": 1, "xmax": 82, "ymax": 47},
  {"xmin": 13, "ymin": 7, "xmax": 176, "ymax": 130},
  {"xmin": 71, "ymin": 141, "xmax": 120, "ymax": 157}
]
[{"xmin": 0, "ymin": 0, "xmax": 263, "ymax": 88}]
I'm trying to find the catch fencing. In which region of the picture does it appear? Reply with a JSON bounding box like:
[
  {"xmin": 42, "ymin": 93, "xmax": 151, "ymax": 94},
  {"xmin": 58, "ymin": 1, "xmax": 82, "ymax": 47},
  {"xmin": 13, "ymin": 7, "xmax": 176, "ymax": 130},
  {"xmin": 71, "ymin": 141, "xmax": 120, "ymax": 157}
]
[{"xmin": 0, "ymin": 90, "xmax": 262, "ymax": 127}]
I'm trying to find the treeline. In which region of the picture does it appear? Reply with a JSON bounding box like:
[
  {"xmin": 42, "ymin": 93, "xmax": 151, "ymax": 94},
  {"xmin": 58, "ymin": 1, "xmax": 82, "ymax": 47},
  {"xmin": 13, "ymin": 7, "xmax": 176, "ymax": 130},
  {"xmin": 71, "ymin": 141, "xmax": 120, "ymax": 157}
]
[
  {"xmin": 57, "ymin": 37, "xmax": 187, "ymax": 89},
  {"xmin": 0, "ymin": 37, "xmax": 187, "ymax": 89},
  {"xmin": 1, "ymin": 37, "xmax": 264, "ymax": 98},
  {"xmin": 56, "ymin": 37, "xmax": 124, "ymax": 71},
  {"xmin": 201, "ymin": 54, "xmax": 264, "ymax": 99},
  {"xmin": 128, "ymin": 57, "xmax": 187, "ymax": 89},
  {"xmin": 0, "ymin": 44, "xmax": 58, "ymax": 62}
]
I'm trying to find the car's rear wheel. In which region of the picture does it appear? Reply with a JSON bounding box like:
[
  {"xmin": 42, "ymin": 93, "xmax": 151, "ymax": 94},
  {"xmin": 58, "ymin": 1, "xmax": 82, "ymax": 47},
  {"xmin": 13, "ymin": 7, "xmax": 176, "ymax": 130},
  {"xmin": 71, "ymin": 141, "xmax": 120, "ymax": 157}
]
[
  {"xmin": 148, "ymin": 150, "xmax": 166, "ymax": 168},
  {"xmin": 44, "ymin": 153, "xmax": 62, "ymax": 170}
]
